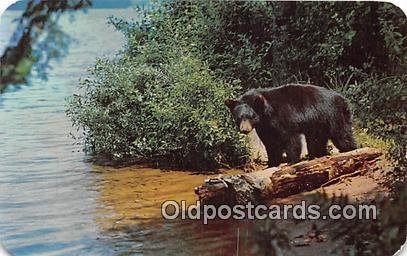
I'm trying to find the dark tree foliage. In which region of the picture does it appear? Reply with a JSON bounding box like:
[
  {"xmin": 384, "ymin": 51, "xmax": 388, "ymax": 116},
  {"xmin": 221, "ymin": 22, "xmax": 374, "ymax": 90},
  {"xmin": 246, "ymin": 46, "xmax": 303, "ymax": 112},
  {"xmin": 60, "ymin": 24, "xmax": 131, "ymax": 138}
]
[
  {"xmin": 163, "ymin": 1, "xmax": 406, "ymax": 88},
  {"xmin": 157, "ymin": 1, "xmax": 406, "ymax": 169},
  {"xmin": 0, "ymin": 0, "xmax": 92, "ymax": 91},
  {"xmin": 68, "ymin": 1, "xmax": 405, "ymax": 170}
]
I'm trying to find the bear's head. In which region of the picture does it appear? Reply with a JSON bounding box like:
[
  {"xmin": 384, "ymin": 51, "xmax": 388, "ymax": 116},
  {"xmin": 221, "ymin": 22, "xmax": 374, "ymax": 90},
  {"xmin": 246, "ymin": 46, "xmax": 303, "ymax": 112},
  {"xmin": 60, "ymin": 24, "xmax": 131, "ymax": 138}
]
[{"xmin": 225, "ymin": 94, "xmax": 266, "ymax": 134}]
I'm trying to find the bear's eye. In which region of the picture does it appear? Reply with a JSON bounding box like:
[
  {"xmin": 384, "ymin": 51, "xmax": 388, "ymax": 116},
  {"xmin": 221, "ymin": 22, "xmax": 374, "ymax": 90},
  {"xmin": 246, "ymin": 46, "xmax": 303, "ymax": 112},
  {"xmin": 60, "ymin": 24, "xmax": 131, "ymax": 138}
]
[{"xmin": 239, "ymin": 114, "xmax": 250, "ymax": 120}]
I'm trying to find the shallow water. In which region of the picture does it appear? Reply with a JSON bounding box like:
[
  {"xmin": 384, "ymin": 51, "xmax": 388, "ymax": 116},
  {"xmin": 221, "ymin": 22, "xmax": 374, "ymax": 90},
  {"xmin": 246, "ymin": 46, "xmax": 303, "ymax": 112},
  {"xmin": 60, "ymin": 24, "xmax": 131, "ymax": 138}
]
[{"xmin": 0, "ymin": 9, "xmax": 255, "ymax": 256}]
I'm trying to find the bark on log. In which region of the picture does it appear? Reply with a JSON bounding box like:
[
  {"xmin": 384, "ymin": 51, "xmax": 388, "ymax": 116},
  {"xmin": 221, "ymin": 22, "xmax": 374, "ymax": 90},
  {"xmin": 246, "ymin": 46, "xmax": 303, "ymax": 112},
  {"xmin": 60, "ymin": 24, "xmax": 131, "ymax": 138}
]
[{"xmin": 195, "ymin": 148, "xmax": 382, "ymax": 205}]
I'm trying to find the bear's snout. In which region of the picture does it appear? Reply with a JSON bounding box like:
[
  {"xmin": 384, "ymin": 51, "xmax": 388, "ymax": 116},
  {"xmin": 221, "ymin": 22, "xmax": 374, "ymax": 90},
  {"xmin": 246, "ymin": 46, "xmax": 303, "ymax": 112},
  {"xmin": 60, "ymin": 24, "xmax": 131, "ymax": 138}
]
[{"xmin": 239, "ymin": 119, "xmax": 253, "ymax": 134}]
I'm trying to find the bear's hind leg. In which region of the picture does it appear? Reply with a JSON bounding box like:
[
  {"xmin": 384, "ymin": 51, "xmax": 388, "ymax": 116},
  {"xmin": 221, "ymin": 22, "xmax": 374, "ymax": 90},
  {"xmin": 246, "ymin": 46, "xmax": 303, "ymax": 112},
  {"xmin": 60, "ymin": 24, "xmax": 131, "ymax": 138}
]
[
  {"xmin": 265, "ymin": 144, "xmax": 284, "ymax": 167},
  {"xmin": 306, "ymin": 135, "xmax": 329, "ymax": 159},
  {"xmin": 285, "ymin": 134, "xmax": 302, "ymax": 164},
  {"xmin": 330, "ymin": 101, "xmax": 357, "ymax": 152},
  {"xmin": 331, "ymin": 125, "xmax": 357, "ymax": 152}
]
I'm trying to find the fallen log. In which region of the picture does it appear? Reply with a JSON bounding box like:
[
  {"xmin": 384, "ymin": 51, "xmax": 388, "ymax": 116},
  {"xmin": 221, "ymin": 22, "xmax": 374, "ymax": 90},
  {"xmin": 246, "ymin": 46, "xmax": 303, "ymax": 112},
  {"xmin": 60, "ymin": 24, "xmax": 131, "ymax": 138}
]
[{"xmin": 195, "ymin": 147, "xmax": 382, "ymax": 205}]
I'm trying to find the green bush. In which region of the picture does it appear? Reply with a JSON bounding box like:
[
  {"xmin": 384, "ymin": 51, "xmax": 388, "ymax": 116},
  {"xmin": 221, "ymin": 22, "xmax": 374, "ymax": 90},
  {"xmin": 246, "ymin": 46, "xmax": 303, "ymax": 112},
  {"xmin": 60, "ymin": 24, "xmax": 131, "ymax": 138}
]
[
  {"xmin": 157, "ymin": 1, "xmax": 406, "ymax": 168},
  {"xmin": 159, "ymin": 1, "xmax": 406, "ymax": 88},
  {"xmin": 342, "ymin": 75, "xmax": 407, "ymax": 169},
  {"xmin": 68, "ymin": 1, "xmax": 406, "ymax": 170},
  {"xmin": 66, "ymin": 4, "xmax": 251, "ymax": 170},
  {"xmin": 67, "ymin": 52, "xmax": 248, "ymax": 170}
]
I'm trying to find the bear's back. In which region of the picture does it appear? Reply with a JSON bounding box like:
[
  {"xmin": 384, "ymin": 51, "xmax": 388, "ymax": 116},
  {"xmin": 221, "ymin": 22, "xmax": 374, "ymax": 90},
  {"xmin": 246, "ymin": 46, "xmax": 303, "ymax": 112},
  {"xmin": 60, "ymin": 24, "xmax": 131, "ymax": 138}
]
[
  {"xmin": 243, "ymin": 84, "xmax": 328, "ymax": 109},
  {"xmin": 240, "ymin": 84, "xmax": 346, "ymax": 111}
]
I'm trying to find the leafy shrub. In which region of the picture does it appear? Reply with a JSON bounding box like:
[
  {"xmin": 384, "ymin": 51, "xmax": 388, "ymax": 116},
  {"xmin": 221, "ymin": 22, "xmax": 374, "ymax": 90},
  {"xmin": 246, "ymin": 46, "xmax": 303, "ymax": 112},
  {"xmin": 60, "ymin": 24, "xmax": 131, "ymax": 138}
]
[
  {"xmin": 157, "ymin": 1, "xmax": 406, "ymax": 168},
  {"xmin": 159, "ymin": 1, "xmax": 406, "ymax": 89},
  {"xmin": 67, "ymin": 52, "xmax": 248, "ymax": 170},
  {"xmin": 68, "ymin": 1, "xmax": 406, "ymax": 170},
  {"xmin": 331, "ymin": 184, "xmax": 407, "ymax": 255},
  {"xmin": 342, "ymin": 75, "xmax": 407, "ymax": 169}
]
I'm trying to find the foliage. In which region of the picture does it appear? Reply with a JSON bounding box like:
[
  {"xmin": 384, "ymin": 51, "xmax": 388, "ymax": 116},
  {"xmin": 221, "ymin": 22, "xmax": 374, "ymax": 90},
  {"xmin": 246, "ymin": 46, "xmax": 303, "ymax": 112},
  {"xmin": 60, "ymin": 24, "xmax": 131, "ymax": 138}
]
[
  {"xmin": 156, "ymin": 1, "xmax": 406, "ymax": 168},
  {"xmin": 0, "ymin": 0, "xmax": 91, "ymax": 92},
  {"xmin": 67, "ymin": 53, "xmax": 248, "ymax": 170},
  {"xmin": 330, "ymin": 184, "xmax": 407, "ymax": 255},
  {"xmin": 249, "ymin": 185, "xmax": 407, "ymax": 255},
  {"xmin": 68, "ymin": 1, "xmax": 405, "ymax": 170},
  {"xmin": 159, "ymin": 1, "xmax": 406, "ymax": 88},
  {"xmin": 341, "ymin": 74, "xmax": 407, "ymax": 171},
  {"xmin": 251, "ymin": 219, "xmax": 291, "ymax": 256},
  {"xmin": 67, "ymin": 3, "xmax": 250, "ymax": 170}
]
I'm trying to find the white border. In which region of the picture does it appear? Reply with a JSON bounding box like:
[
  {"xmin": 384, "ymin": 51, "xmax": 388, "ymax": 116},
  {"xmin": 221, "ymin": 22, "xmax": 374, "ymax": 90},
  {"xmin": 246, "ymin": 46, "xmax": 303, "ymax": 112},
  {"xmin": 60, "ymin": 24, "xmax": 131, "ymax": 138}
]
[
  {"xmin": 0, "ymin": 0, "xmax": 18, "ymax": 18},
  {"xmin": 0, "ymin": 243, "xmax": 10, "ymax": 256},
  {"xmin": 0, "ymin": 0, "xmax": 405, "ymax": 256},
  {"xmin": 0, "ymin": 0, "xmax": 406, "ymax": 17}
]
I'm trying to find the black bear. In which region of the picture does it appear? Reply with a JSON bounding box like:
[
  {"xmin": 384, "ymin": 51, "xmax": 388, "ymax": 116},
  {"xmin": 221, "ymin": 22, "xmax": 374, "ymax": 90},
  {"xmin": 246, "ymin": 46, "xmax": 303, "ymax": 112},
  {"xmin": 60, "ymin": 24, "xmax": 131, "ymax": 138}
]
[{"xmin": 225, "ymin": 84, "xmax": 357, "ymax": 167}]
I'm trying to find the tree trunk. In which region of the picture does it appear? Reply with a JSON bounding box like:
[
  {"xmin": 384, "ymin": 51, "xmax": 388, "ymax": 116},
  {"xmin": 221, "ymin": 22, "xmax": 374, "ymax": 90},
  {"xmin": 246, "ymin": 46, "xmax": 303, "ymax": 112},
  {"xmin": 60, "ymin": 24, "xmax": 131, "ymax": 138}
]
[{"xmin": 195, "ymin": 148, "xmax": 382, "ymax": 205}]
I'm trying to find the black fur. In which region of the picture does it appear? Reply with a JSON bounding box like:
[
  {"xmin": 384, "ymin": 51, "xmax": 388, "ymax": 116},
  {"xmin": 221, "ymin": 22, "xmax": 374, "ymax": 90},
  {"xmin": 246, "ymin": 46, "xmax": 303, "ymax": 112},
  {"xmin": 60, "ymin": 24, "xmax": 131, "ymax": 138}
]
[{"xmin": 225, "ymin": 84, "xmax": 357, "ymax": 167}]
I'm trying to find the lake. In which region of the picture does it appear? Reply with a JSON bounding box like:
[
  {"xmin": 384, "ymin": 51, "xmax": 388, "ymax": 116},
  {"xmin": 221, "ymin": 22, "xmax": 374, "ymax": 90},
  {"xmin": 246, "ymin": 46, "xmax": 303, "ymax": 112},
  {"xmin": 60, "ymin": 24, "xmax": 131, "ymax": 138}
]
[{"xmin": 0, "ymin": 9, "xmax": 254, "ymax": 256}]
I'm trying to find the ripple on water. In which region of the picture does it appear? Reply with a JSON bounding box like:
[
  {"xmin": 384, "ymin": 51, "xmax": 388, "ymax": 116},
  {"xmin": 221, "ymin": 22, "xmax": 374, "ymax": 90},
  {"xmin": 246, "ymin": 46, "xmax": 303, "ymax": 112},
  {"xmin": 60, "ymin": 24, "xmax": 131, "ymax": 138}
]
[
  {"xmin": 0, "ymin": 8, "xmax": 257, "ymax": 256},
  {"xmin": 0, "ymin": 9, "xmax": 130, "ymax": 256}
]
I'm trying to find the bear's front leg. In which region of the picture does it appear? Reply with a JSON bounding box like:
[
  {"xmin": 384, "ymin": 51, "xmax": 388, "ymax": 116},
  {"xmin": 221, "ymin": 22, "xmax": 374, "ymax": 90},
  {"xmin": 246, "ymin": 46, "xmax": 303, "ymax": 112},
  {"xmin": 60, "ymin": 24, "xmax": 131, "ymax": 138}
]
[
  {"xmin": 264, "ymin": 141, "xmax": 284, "ymax": 167},
  {"xmin": 255, "ymin": 127, "xmax": 284, "ymax": 167}
]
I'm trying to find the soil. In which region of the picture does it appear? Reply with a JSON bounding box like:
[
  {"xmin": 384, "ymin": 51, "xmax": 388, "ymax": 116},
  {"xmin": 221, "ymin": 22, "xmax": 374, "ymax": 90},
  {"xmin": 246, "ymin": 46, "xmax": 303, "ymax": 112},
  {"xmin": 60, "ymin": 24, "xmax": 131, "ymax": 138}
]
[
  {"xmin": 247, "ymin": 130, "xmax": 392, "ymax": 255},
  {"xmin": 272, "ymin": 169, "xmax": 390, "ymax": 255}
]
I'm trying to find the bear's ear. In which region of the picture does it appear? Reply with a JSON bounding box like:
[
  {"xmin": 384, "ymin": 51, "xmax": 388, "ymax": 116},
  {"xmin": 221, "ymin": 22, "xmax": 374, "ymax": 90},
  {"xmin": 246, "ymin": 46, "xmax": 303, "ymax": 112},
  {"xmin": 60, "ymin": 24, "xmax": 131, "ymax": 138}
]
[
  {"xmin": 225, "ymin": 99, "xmax": 238, "ymax": 110},
  {"xmin": 253, "ymin": 94, "xmax": 266, "ymax": 113}
]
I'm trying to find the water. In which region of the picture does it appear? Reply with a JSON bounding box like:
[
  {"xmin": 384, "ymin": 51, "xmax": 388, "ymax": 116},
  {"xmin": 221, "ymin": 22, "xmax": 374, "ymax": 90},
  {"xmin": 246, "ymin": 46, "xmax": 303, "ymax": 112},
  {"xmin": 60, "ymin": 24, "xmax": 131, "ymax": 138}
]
[{"xmin": 0, "ymin": 9, "xmax": 253, "ymax": 256}]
